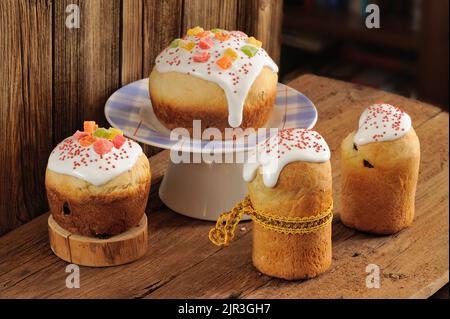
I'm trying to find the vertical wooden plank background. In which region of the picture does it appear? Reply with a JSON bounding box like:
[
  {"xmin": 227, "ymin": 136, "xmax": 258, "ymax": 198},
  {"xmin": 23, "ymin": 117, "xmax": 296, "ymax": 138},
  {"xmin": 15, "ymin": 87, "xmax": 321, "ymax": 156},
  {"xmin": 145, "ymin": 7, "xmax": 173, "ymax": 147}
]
[
  {"xmin": 238, "ymin": 0, "xmax": 283, "ymax": 64},
  {"xmin": 121, "ymin": 0, "xmax": 143, "ymax": 85},
  {"xmin": 141, "ymin": 0, "xmax": 183, "ymax": 156},
  {"xmin": 182, "ymin": 0, "xmax": 239, "ymax": 31},
  {"xmin": 0, "ymin": 0, "xmax": 53, "ymax": 235},
  {"xmin": 53, "ymin": 0, "xmax": 121, "ymax": 143},
  {"xmin": 142, "ymin": 0, "xmax": 183, "ymax": 76},
  {"xmin": 0, "ymin": 0, "xmax": 283, "ymax": 235}
]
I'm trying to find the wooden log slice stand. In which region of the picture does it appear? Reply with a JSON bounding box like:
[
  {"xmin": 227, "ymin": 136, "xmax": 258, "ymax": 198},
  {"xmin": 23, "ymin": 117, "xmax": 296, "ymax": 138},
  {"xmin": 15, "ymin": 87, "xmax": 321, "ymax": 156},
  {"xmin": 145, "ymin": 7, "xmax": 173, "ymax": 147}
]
[{"xmin": 48, "ymin": 214, "xmax": 148, "ymax": 267}]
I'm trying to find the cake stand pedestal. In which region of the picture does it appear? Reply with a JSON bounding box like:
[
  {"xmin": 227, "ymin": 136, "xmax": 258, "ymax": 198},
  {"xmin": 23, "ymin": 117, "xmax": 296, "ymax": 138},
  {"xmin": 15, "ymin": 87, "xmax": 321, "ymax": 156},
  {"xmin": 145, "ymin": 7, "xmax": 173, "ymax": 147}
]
[
  {"xmin": 105, "ymin": 79, "xmax": 317, "ymax": 221},
  {"xmin": 159, "ymin": 151, "xmax": 249, "ymax": 221},
  {"xmin": 48, "ymin": 215, "xmax": 148, "ymax": 267}
]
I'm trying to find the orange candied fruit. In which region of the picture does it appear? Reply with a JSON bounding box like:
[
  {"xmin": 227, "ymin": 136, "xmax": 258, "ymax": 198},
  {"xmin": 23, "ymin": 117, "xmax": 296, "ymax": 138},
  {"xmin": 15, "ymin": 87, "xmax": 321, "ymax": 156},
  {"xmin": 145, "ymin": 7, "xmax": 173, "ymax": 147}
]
[
  {"xmin": 214, "ymin": 32, "xmax": 230, "ymax": 42},
  {"xmin": 216, "ymin": 56, "xmax": 232, "ymax": 70},
  {"xmin": 195, "ymin": 31, "xmax": 210, "ymax": 38},
  {"xmin": 83, "ymin": 121, "xmax": 97, "ymax": 133},
  {"xmin": 79, "ymin": 135, "xmax": 97, "ymax": 147}
]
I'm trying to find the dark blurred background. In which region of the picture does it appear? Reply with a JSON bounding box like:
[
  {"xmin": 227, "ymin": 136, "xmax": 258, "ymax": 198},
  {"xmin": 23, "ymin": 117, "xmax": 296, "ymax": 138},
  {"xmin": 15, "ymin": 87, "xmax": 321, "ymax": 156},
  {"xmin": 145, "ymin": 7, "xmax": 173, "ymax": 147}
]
[{"xmin": 279, "ymin": 0, "xmax": 449, "ymax": 110}]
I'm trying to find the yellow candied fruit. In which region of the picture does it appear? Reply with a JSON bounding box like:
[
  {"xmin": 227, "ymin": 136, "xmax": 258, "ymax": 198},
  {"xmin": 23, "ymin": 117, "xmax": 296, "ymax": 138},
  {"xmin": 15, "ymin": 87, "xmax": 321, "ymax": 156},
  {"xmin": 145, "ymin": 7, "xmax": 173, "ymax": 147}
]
[
  {"xmin": 180, "ymin": 40, "xmax": 196, "ymax": 51},
  {"xmin": 108, "ymin": 127, "xmax": 123, "ymax": 139},
  {"xmin": 187, "ymin": 26, "xmax": 204, "ymax": 36},
  {"xmin": 224, "ymin": 48, "xmax": 238, "ymax": 61},
  {"xmin": 247, "ymin": 36, "xmax": 262, "ymax": 48}
]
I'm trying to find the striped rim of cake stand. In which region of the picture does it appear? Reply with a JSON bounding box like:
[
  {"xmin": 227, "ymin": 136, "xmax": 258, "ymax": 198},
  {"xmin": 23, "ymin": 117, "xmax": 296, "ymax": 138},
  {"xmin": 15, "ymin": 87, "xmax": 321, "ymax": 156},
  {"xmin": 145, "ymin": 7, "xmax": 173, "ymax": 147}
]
[{"xmin": 105, "ymin": 78, "xmax": 317, "ymax": 153}]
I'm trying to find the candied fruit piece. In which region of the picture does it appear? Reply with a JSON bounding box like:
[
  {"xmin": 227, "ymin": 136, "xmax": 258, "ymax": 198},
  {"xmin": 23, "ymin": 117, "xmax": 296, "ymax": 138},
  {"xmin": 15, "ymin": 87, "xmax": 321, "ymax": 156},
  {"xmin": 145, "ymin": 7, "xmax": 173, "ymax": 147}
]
[
  {"xmin": 108, "ymin": 127, "xmax": 123, "ymax": 139},
  {"xmin": 179, "ymin": 40, "xmax": 196, "ymax": 51},
  {"xmin": 93, "ymin": 138, "xmax": 113, "ymax": 155},
  {"xmin": 169, "ymin": 38, "xmax": 180, "ymax": 48},
  {"xmin": 214, "ymin": 32, "xmax": 230, "ymax": 41},
  {"xmin": 113, "ymin": 134, "xmax": 126, "ymax": 149},
  {"xmin": 199, "ymin": 37, "xmax": 214, "ymax": 49},
  {"xmin": 93, "ymin": 127, "xmax": 111, "ymax": 139},
  {"xmin": 240, "ymin": 44, "xmax": 258, "ymax": 57},
  {"xmin": 216, "ymin": 56, "xmax": 232, "ymax": 69},
  {"xmin": 211, "ymin": 28, "xmax": 224, "ymax": 33},
  {"xmin": 224, "ymin": 48, "xmax": 238, "ymax": 61},
  {"xmin": 84, "ymin": 121, "xmax": 97, "ymax": 133},
  {"xmin": 187, "ymin": 26, "xmax": 204, "ymax": 36},
  {"xmin": 247, "ymin": 36, "xmax": 262, "ymax": 48},
  {"xmin": 193, "ymin": 51, "xmax": 211, "ymax": 63},
  {"xmin": 79, "ymin": 135, "xmax": 97, "ymax": 147},
  {"xmin": 73, "ymin": 130, "xmax": 90, "ymax": 141},
  {"xmin": 195, "ymin": 31, "xmax": 210, "ymax": 38}
]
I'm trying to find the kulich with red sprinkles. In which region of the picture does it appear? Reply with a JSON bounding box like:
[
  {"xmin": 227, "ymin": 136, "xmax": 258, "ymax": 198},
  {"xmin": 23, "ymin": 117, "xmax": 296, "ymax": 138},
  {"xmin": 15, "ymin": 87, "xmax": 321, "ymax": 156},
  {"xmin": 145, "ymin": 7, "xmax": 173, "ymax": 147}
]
[
  {"xmin": 340, "ymin": 103, "xmax": 420, "ymax": 234},
  {"xmin": 354, "ymin": 103, "xmax": 412, "ymax": 145},
  {"xmin": 153, "ymin": 26, "xmax": 278, "ymax": 128},
  {"xmin": 243, "ymin": 128, "xmax": 333, "ymax": 279},
  {"xmin": 244, "ymin": 128, "xmax": 331, "ymax": 188},
  {"xmin": 47, "ymin": 121, "xmax": 143, "ymax": 186}
]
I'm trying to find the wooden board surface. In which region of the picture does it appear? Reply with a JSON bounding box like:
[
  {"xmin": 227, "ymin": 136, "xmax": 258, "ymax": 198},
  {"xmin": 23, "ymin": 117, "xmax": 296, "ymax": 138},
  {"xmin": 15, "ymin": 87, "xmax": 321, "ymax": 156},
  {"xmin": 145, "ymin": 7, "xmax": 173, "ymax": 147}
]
[{"xmin": 0, "ymin": 75, "xmax": 447, "ymax": 299}]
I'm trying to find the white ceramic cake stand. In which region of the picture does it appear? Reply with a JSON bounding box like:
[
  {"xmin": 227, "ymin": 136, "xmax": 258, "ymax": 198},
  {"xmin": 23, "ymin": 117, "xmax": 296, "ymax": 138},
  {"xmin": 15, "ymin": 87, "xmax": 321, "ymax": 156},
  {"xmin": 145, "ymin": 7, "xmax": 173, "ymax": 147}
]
[{"xmin": 105, "ymin": 78, "xmax": 317, "ymax": 221}]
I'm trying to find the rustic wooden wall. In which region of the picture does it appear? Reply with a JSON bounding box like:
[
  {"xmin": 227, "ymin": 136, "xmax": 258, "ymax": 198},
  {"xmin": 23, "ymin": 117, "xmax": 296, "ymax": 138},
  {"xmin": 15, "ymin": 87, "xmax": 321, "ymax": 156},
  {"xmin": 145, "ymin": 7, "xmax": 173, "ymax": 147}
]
[{"xmin": 0, "ymin": 0, "xmax": 283, "ymax": 236}]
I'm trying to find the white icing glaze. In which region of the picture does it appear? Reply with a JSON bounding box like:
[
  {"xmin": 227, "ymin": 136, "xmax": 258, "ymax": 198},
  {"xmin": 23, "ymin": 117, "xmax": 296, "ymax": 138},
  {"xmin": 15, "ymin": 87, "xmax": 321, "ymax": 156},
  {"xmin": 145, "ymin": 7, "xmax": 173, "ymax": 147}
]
[
  {"xmin": 354, "ymin": 103, "xmax": 412, "ymax": 145},
  {"xmin": 154, "ymin": 29, "xmax": 279, "ymax": 128},
  {"xmin": 243, "ymin": 128, "xmax": 330, "ymax": 188},
  {"xmin": 47, "ymin": 137, "xmax": 143, "ymax": 186}
]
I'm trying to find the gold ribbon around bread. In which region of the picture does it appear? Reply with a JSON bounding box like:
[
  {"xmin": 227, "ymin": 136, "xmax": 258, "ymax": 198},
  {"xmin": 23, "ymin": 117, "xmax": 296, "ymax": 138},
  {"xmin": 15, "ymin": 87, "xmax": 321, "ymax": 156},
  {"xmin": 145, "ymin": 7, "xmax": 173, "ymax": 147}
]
[{"xmin": 209, "ymin": 196, "xmax": 333, "ymax": 246}]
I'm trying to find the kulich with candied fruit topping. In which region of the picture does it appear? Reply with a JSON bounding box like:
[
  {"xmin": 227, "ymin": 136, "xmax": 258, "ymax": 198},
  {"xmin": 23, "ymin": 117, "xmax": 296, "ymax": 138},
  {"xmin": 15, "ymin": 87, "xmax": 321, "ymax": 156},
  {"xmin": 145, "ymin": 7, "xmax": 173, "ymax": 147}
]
[
  {"xmin": 45, "ymin": 121, "xmax": 151, "ymax": 237},
  {"xmin": 149, "ymin": 27, "xmax": 279, "ymax": 135},
  {"xmin": 47, "ymin": 122, "xmax": 143, "ymax": 186}
]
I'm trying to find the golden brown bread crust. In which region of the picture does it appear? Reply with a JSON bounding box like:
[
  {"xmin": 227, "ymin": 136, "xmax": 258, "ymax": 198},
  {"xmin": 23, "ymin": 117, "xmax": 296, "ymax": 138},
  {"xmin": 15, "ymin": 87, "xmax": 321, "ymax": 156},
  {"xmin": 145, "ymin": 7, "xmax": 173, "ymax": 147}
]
[
  {"xmin": 45, "ymin": 154, "xmax": 151, "ymax": 237},
  {"xmin": 149, "ymin": 67, "xmax": 278, "ymax": 135},
  {"xmin": 340, "ymin": 129, "xmax": 420, "ymax": 234},
  {"xmin": 248, "ymin": 161, "xmax": 333, "ymax": 280}
]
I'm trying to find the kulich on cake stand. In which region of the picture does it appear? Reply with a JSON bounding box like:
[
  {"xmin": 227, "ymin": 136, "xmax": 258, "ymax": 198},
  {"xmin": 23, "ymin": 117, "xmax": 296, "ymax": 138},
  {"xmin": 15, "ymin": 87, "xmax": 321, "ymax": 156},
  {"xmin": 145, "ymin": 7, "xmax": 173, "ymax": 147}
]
[
  {"xmin": 106, "ymin": 27, "xmax": 317, "ymax": 221},
  {"xmin": 105, "ymin": 79, "xmax": 317, "ymax": 221}
]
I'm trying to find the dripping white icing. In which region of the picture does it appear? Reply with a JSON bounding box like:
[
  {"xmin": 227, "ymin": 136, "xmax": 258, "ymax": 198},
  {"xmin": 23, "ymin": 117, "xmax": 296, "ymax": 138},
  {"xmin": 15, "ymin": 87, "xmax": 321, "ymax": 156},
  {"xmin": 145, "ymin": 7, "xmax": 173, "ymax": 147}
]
[
  {"xmin": 154, "ymin": 29, "xmax": 279, "ymax": 128},
  {"xmin": 354, "ymin": 103, "xmax": 412, "ymax": 145},
  {"xmin": 47, "ymin": 137, "xmax": 143, "ymax": 186},
  {"xmin": 243, "ymin": 128, "xmax": 330, "ymax": 188}
]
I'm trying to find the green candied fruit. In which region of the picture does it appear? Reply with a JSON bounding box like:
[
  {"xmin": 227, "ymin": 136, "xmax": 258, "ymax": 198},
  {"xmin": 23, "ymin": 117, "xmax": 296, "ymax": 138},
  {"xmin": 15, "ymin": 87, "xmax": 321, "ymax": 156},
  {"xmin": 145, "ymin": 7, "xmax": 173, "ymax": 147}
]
[
  {"xmin": 93, "ymin": 127, "xmax": 111, "ymax": 138},
  {"xmin": 211, "ymin": 28, "xmax": 224, "ymax": 33},
  {"xmin": 169, "ymin": 38, "xmax": 181, "ymax": 48},
  {"xmin": 240, "ymin": 44, "xmax": 258, "ymax": 57}
]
